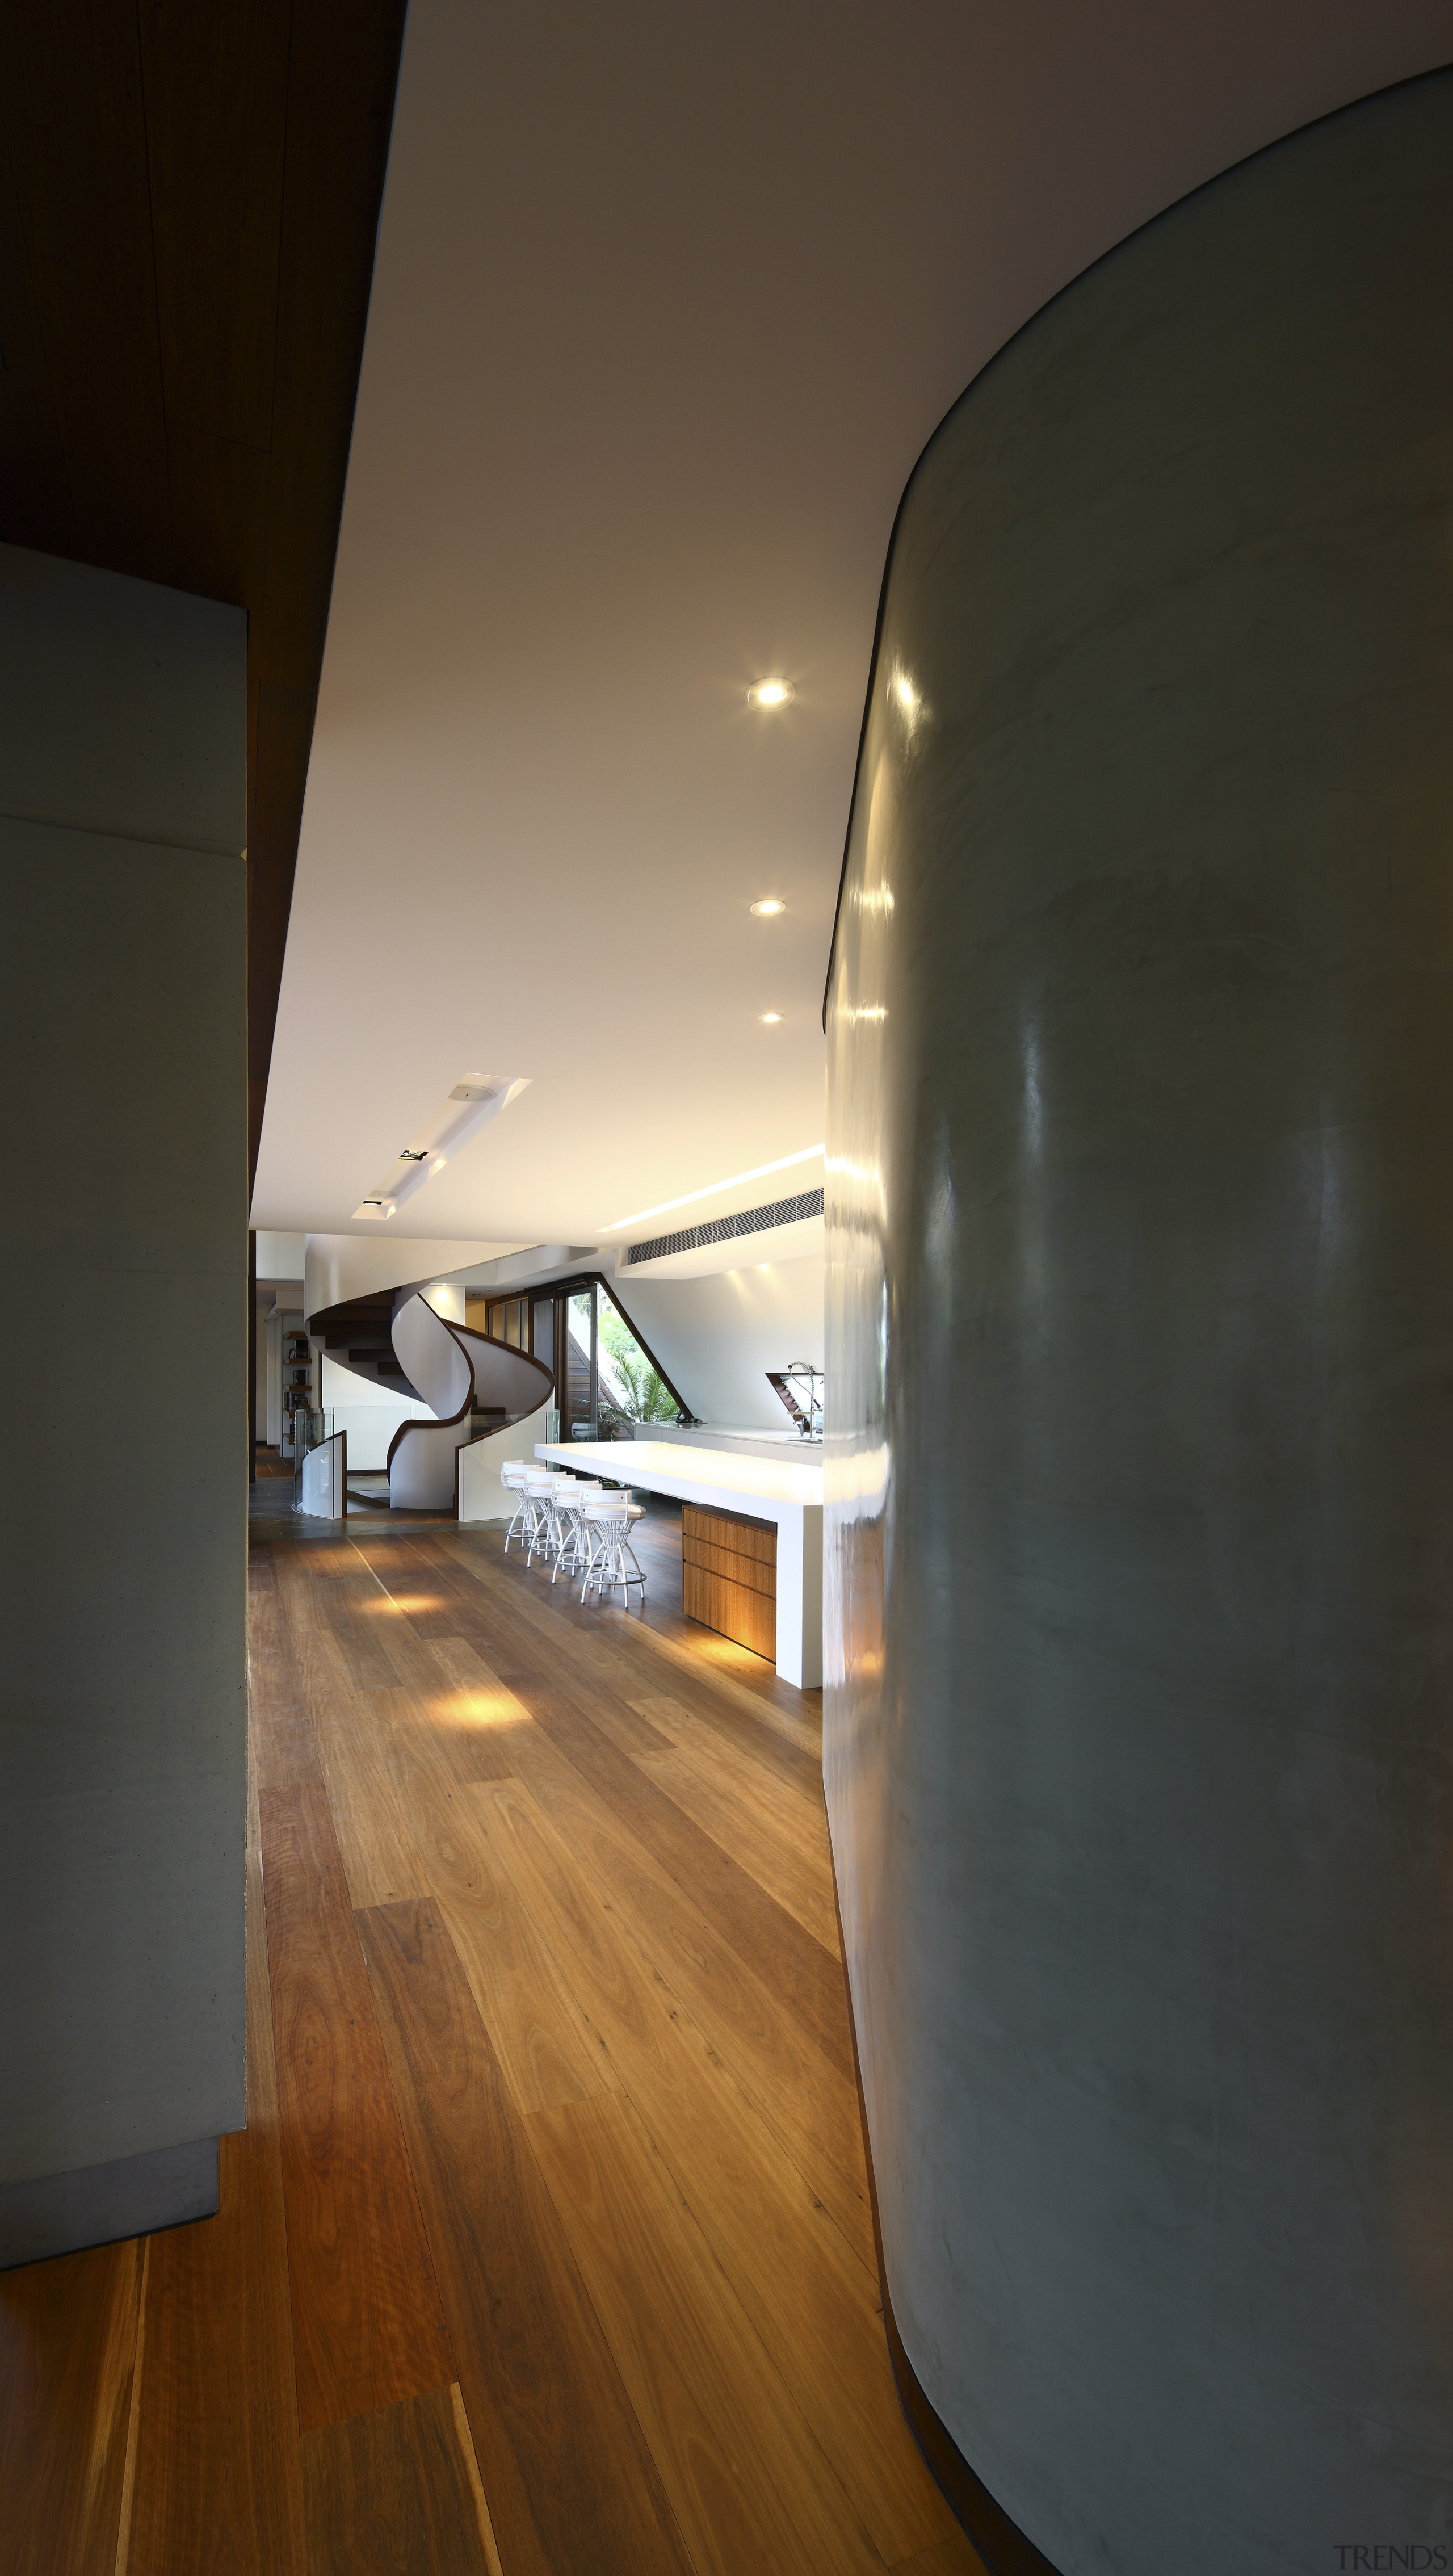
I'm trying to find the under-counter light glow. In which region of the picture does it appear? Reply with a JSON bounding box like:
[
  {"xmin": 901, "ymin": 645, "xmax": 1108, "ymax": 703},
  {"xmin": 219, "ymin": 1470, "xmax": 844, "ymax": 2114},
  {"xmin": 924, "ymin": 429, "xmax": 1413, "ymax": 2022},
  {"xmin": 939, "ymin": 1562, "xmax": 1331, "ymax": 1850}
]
[
  {"xmin": 746, "ymin": 677, "xmax": 795, "ymax": 708},
  {"xmin": 602, "ymin": 1143, "xmax": 824, "ymax": 1233},
  {"xmin": 750, "ymin": 898, "xmax": 785, "ymax": 916}
]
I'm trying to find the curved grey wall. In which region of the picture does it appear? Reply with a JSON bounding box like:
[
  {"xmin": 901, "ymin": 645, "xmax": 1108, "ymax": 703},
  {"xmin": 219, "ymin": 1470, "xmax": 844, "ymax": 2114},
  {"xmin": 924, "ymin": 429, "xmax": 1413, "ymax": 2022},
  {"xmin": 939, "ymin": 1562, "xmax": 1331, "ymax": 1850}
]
[{"xmin": 824, "ymin": 73, "xmax": 1453, "ymax": 2576}]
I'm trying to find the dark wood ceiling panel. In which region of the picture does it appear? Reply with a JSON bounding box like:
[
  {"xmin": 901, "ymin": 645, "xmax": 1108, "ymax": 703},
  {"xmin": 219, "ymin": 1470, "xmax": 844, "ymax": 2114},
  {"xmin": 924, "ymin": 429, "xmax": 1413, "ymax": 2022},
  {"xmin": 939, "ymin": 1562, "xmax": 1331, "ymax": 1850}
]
[
  {"xmin": 0, "ymin": 136, "xmax": 75, "ymax": 552},
  {"xmin": 0, "ymin": 1, "xmax": 408, "ymax": 1189},
  {"xmin": 137, "ymin": 0, "xmax": 290, "ymax": 454},
  {"xmin": 2, "ymin": 5, "xmax": 171, "ymax": 574}
]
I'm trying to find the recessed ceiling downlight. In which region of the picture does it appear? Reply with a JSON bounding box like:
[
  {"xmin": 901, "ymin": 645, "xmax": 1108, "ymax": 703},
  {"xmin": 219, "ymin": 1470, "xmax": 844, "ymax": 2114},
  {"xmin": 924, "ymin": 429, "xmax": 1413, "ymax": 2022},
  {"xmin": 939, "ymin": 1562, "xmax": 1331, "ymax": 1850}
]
[
  {"xmin": 761, "ymin": 1012, "xmax": 783, "ymax": 1024},
  {"xmin": 746, "ymin": 677, "xmax": 795, "ymax": 708},
  {"xmin": 750, "ymin": 897, "xmax": 785, "ymax": 916}
]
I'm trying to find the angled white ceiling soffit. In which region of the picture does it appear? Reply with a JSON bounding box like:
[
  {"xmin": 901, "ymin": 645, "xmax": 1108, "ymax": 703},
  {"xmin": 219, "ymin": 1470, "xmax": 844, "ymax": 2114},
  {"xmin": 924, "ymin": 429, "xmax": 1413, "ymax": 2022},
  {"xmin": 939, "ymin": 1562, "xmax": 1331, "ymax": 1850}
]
[{"xmin": 251, "ymin": 0, "xmax": 1452, "ymax": 1246}]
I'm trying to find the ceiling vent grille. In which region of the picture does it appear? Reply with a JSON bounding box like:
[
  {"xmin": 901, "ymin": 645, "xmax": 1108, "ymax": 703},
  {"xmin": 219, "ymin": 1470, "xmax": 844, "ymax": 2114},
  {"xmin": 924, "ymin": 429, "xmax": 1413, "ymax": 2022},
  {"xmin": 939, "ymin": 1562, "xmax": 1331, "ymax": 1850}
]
[{"xmin": 626, "ymin": 1185, "xmax": 823, "ymax": 1266}]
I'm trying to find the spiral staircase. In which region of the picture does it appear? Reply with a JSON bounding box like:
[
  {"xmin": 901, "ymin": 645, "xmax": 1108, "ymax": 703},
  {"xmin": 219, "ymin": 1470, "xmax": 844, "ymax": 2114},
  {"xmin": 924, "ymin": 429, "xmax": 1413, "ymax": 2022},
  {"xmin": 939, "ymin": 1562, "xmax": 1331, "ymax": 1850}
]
[{"xmin": 309, "ymin": 1285, "xmax": 553, "ymax": 1512}]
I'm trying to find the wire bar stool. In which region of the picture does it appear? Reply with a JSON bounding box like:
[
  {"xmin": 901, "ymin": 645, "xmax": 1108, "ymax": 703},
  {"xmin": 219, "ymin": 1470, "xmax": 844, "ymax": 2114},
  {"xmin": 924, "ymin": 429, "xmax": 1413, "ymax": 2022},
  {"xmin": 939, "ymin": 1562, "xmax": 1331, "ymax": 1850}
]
[
  {"xmin": 500, "ymin": 1460, "xmax": 537, "ymax": 1551},
  {"xmin": 552, "ymin": 1480, "xmax": 604, "ymax": 1582},
  {"xmin": 524, "ymin": 1472, "xmax": 572, "ymax": 1568},
  {"xmin": 579, "ymin": 1492, "xmax": 647, "ymax": 1606}
]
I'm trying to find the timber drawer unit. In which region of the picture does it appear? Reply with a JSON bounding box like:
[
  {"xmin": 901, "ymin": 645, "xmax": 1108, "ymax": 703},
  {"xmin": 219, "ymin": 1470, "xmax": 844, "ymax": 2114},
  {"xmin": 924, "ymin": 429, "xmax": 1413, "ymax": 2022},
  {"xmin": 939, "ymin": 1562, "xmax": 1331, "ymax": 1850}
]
[{"xmin": 681, "ymin": 1502, "xmax": 777, "ymax": 1659}]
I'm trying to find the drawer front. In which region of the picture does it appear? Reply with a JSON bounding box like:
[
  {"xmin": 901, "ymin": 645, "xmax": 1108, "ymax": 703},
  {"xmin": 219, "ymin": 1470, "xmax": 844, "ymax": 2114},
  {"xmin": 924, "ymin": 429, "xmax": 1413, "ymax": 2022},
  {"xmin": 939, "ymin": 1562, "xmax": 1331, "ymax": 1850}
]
[
  {"xmin": 682, "ymin": 1502, "xmax": 776, "ymax": 1567},
  {"xmin": 682, "ymin": 1532, "xmax": 776, "ymax": 1599},
  {"xmin": 682, "ymin": 1562, "xmax": 778, "ymax": 1660}
]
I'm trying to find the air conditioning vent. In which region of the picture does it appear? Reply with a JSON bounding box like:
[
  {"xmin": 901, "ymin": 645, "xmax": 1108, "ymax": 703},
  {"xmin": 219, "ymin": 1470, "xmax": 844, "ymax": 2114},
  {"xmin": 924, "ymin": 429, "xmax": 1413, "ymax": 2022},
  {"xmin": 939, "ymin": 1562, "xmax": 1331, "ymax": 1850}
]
[{"xmin": 626, "ymin": 1186, "xmax": 823, "ymax": 1266}]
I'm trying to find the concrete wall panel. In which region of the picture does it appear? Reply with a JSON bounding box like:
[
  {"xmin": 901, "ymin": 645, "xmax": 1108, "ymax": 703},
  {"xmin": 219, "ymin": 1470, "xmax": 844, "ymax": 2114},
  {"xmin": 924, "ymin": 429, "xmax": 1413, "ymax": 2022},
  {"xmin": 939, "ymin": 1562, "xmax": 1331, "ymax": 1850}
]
[
  {"xmin": 0, "ymin": 548, "xmax": 246, "ymax": 2254},
  {"xmin": 825, "ymin": 72, "xmax": 1453, "ymax": 2574}
]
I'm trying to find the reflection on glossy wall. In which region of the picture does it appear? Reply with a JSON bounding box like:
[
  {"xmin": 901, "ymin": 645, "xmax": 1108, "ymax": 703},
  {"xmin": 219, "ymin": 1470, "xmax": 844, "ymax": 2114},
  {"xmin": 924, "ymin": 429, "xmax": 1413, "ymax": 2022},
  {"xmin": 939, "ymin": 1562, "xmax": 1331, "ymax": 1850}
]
[{"xmin": 825, "ymin": 70, "xmax": 1453, "ymax": 2576}]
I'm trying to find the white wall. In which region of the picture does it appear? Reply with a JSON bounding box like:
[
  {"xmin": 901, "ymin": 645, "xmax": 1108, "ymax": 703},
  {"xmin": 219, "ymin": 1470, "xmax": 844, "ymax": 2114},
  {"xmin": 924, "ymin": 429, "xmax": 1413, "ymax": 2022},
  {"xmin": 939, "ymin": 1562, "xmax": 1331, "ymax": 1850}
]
[
  {"xmin": 320, "ymin": 1351, "xmax": 431, "ymax": 1469},
  {"xmin": 304, "ymin": 1232, "xmax": 518, "ymax": 1318},
  {"xmin": 254, "ymin": 1229, "xmax": 305, "ymax": 1276},
  {"xmin": 614, "ymin": 1252, "xmax": 824, "ymax": 1430},
  {"xmin": 458, "ymin": 1404, "xmax": 552, "ymax": 1522}
]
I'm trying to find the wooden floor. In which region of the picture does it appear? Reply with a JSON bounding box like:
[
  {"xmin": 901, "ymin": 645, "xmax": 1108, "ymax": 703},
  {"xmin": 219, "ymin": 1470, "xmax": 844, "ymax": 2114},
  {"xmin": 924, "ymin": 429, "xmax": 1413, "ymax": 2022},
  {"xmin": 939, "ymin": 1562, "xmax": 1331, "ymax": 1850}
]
[{"xmin": 0, "ymin": 1493, "xmax": 985, "ymax": 2576}]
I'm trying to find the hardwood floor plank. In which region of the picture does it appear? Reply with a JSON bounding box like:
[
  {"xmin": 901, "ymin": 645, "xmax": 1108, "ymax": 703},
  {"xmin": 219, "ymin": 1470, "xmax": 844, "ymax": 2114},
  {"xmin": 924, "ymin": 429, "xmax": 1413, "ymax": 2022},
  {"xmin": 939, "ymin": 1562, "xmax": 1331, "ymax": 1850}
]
[
  {"xmin": 627, "ymin": 1684, "xmax": 824, "ymax": 1809},
  {"xmin": 329, "ymin": 1558, "xmax": 471, "ymax": 1689},
  {"xmin": 0, "ymin": 2233, "xmax": 142, "ymax": 2576},
  {"xmin": 462, "ymin": 1773, "xmax": 954, "ymax": 2561},
  {"xmin": 518, "ymin": 1689, "xmax": 853, "ymax": 2079},
  {"xmin": 0, "ymin": 1505, "xmax": 982, "ymax": 2575},
  {"xmin": 537, "ymin": 1683, "xmax": 678, "ymax": 1763},
  {"xmin": 526, "ymin": 2092, "xmax": 885, "ymax": 2576},
  {"xmin": 632, "ymin": 1735, "xmax": 840, "ymax": 1953},
  {"xmin": 337, "ymin": 1545, "xmax": 460, "ymax": 1643},
  {"xmin": 259, "ymin": 1780, "xmax": 455, "ymax": 2433},
  {"xmin": 356, "ymin": 1897, "xmax": 695, "ymax": 2576},
  {"xmin": 368, "ymin": 1677, "xmax": 516, "ymax": 1804},
  {"xmin": 466, "ymin": 1760, "xmax": 876, "ymax": 2268},
  {"xmin": 394, "ymin": 1632, "xmax": 547, "ymax": 1778},
  {"xmin": 424, "ymin": 1528, "xmax": 823, "ymax": 1760},
  {"xmin": 449, "ymin": 2383, "xmax": 506, "ymax": 2576},
  {"xmin": 530, "ymin": 1500, "xmax": 808, "ymax": 1728},
  {"xmin": 302, "ymin": 1547, "xmax": 412, "ymax": 1688},
  {"xmin": 127, "ymin": 1759, "xmax": 308, "ymax": 2573},
  {"xmin": 357, "ymin": 1541, "xmax": 851, "ymax": 2078},
  {"xmin": 300, "ymin": 2383, "xmax": 495, "ymax": 2576},
  {"xmin": 274, "ymin": 1561, "xmax": 428, "ymax": 1907},
  {"xmin": 366, "ymin": 1694, "xmax": 618, "ymax": 2115},
  {"xmin": 249, "ymin": 1553, "xmax": 322, "ymax": 1791},
  {"xmin": 393, "ymin": 1539, "xmax": 833, "ymax": 1939}
]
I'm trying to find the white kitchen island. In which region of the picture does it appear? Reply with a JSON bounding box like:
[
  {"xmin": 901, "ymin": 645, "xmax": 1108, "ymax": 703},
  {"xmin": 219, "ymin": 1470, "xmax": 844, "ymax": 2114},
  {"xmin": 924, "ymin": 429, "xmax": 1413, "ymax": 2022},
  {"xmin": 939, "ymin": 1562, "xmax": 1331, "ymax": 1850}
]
[{"xmin": 534, "ymin": 1437, "xmax": 824, "ymax": 1689}]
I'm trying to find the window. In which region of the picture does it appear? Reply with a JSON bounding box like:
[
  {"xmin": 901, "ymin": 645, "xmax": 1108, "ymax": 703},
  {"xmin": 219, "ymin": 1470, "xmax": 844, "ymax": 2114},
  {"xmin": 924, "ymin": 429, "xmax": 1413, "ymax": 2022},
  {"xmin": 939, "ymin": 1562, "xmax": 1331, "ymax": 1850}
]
[
  {"xmin": 598, "ymin": 1294, "xmax": 679, "ymax": 1428},
  {"xmin": 566, "ymin": 1290, "xmax": 594, "ymax": 1435},
  {"xmin": 481, "ymin": 1295, "xmax": 529, "ymax": 1348},
  {"xmin": 464, "ymin": 1274, "xmax": 686, "ymax": 1437}
]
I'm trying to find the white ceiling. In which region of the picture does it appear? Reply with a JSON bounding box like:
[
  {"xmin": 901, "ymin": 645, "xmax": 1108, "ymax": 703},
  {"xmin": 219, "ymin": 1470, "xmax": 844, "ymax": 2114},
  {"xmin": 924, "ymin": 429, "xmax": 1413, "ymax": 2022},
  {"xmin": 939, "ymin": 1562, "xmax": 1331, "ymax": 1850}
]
[{"xmin": 251, "ymin": 0, "xmax": 1451, "ymax": 1246}]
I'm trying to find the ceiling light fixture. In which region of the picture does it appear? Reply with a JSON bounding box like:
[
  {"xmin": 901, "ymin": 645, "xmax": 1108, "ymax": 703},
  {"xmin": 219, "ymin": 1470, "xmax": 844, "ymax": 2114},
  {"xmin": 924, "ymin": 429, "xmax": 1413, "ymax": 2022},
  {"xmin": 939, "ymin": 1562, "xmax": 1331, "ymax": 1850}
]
[
  {"xmin": 761, "ymin": 1012, "xmax": 782, "ymax": 1023},
  {"xmin": 750, "ymin": 898, "xmax": 785, "ymax": 916},
  {"xmin": 351, "ymin": 1072, "xmax": 531, "ymax": 1223},
  {"xmin": 746, "ymin": 677, "xmax": 795, "ymax": 708},
  {"xmin": 602, "ymin": 1143, "xmax": 824, "ymax": 1234}
]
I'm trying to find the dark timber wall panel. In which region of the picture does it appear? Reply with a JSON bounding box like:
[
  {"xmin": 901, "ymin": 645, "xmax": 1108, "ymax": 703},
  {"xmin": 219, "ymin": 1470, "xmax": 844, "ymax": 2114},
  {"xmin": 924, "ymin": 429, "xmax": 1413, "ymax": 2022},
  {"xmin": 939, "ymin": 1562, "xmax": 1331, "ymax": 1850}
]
[{"xmin": 824, "ymin": 72, "xmax": 1453, "ymax": 2576}]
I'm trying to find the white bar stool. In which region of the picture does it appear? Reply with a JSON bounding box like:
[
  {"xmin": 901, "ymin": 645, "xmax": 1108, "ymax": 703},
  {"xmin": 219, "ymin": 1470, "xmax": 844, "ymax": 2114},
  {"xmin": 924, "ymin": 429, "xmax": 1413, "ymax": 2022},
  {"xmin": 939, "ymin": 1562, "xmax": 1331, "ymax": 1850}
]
[
  {"xmin": 500, "ymin": 1460, "xmax": 536, "ymax": 1551},
  {"xmin": 524, "ymin": 1472, "xmax": 573, "ymax": 1568},
  {"xmin": 580, "ymin": 1492, "xmax": 647, "ymax": 1605},
  {"xmin": 553, "ymin": 1480, "xmax": 603, "ymax": 1583}
]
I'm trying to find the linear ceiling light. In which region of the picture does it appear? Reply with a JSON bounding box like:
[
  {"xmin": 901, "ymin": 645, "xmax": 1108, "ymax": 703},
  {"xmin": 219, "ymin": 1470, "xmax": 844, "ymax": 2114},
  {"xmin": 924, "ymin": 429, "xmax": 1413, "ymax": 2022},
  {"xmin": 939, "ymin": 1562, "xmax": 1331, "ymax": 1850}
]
[
  {"xmin": 352, "ymin": 1072, "xmax": 530, "ymax": 1221},
  {"xmin": 601, "ymin": 1143, "xmax": 823, "ymax": 1234}
]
